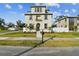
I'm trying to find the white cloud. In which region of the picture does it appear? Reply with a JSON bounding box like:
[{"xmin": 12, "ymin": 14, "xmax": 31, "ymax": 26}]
[
  {"xmin": 72, "ymin": 9, "xmax": 76, "ymax": 13},
  {"xmin": 18, "ymin": 5, "xmax": 23, "ymax": 10},
  {"xmin": 5, "ymin": 4, "xmax": 11, "ymax": 9},
  {"xmin": 52, "ymin": 11, "xmax": 71, "ymax": 21},
  {"xmin": 47, "ymin": 3, "xmax": 60, "ymax": 8},
  {"xmin": 53, "ymin": 11, "xmax": 62, "ymax": 16},
  {"xmin": 35, "ymin": 3, "xmax": 60, "ymax": 8},
  {"xmin": 72, "ymin": 3, "xmax": 77, "ymax": 5},
  {"xmin": 53, "ymin": 11, "xmax": 62, "ymax": 20},
  {"xmin": 53, "ymin": 11, "xmax": 71, "ymax": 18},
  {"xmin": 64, "ymin": 9, "xmax": 69, "ymax": 13}
]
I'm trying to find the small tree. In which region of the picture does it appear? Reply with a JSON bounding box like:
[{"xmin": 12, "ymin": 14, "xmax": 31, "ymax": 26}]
[
  {"xmin": 0, "ymin": 18, "xmax": 6, "ymax": 30},
  {"xmin": 16, "ymin": 20, "xmax": 25, "ymax": 30},
  {"xmin": 8, "ymin": 22, "xmax": 15, "ymax": 27}
]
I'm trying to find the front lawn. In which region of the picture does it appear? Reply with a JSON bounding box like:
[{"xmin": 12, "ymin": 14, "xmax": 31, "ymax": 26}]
[
  {"xmin": 44, "ymin": 32, "xmax": 79, "ymax": 38},
  {"xmin": 40, "ymin": 40, "xmax": 79, "ymax": 47},
  {"xmin": 0, "ymin": 30, "xmax": 11, "ymax": 33},
  {"xmin": 0, "ymin": 40, "xmax": 79, "ymax": 47},
  {"xmin": 0, "ymin": 40, "xmax": 40, "ymax": 46},
  {"xmin": 0, "ymin": 32, "xmax": 36, "ymax": 37},
  {"xmin": 0, "ymin": 32, "xmax": 79, "ymax": 38}
]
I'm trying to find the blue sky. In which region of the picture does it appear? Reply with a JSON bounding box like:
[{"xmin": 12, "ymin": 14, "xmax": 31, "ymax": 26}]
[{"xmin": 0, "ymin": 3, "xmax": 79, "ymax": 24}]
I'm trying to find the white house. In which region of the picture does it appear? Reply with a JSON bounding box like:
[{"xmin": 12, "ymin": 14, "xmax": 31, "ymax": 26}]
[
  {"xmin": 53, "ymin": 16, "xmax": 78, "ymax": 32},
  {"xmin": 24, "ymin": 6, "xmax": 53, "ymax": 32}
]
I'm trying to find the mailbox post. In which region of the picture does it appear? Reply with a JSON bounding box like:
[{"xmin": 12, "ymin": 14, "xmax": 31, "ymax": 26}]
[{"xmin": 41, "ymin": 29, "xmax": 44, "ymax": 43}]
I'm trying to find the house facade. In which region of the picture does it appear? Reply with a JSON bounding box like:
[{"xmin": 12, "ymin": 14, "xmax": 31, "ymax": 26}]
[
  {"xmin": 25, "ymin": 6, "xmax": 53, "ymax": 32},
  {"xmin": 53, "ymin": 16, "xmax": 78, "ymax": 32}
]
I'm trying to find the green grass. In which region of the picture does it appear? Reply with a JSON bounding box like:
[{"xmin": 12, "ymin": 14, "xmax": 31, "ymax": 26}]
[
  {"xmin": 0, "ymin": 30, "xmax": 11, "ymax": 33},
  {"xmin": 0, "ymin": 40, "xmax": 79, "ymax": 47},
  {"xmin": 40, "ymin": 40, "xmax": 79, "ymax": 47},
  {"xmin": 44, "ymin": 32, "xmax": 79, "ymax": 38},
  {"xmin": 0, "ymin": 32, "xmax": 36, "ymax": 37},
  {"xmin": 0, "ymin": 32, "xmax": 79, "ymax": 38},
  {"xmin": 0, "ymin": 40, "xmax": 41, "ymax": 46}
]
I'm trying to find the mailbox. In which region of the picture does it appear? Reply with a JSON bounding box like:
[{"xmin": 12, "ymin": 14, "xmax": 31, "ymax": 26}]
[
  {"xmin": 41, "ymin": 30, "xmax": 44, "ymax": 35},
  {"xmin": 42, "ymin": 31, "xmax": 44, "ymax": 35}
]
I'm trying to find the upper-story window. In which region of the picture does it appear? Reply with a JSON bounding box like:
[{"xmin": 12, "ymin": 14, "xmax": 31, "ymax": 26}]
[
  {"xmin": 29, "ymin": 15, "xmax": 32, "ymax": 20},
  {"xmin": 37, "ymin": 7, "xmax": 39, "ymax": 12},
  {"xmin": 45, "ymin": 15, "xmax": 48, "ymax": 20},
  {"xmin": 35, "ymin": 8, "xmax": 37, "ymax": 12},
  {"xmin": 39, "ymin": 8, "xmax": 42, "ymax": 12},
  {"xmin": 35, "ymin": 7, "xmax": 42, "ymax": 12},
  {"xmin": 36, "ymin": 15, "xmax": 41, "ymax": 21}
]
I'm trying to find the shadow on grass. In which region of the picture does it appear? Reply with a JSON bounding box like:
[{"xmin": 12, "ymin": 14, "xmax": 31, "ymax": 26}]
[{"xmin": 14, "ymin": 36, "xmax": 54, "ymax": 56}]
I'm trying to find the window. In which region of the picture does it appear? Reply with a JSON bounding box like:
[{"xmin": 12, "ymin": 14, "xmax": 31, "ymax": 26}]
[
  {"xmin": 29, "ymin": 15, "xmax": 32, "ymax": 20},
  {"xmin": 37, "ymin": 7, "xmax": 39, "ymax": 12},
  {"xmin": 29, "ymin": 24, "xmax": 34, "ymax": 30},
  {"xmin": 35, "ymin": 7, "xmax": 42, "ymax": 12},
  {"xmin": 36, "ymin": 15, "xmax": 41, "ymax": 21},
  {"xmin": 39, "ymin": 8, "xmax": 42, "ymax": 12},
  {"xmin": 44, "ymin": 23, "xmax": 47, "ymax": 29},
  {"xmin": 35, "ymin": 8, "xmax": 37, "ymax": 12},
  {"xmin": 45, "ymin": 15, "xmax": 48, "ymax": 20},
  {"xmin": 45, "ymin": 10, "xmax": 48, "ymax": 13}
]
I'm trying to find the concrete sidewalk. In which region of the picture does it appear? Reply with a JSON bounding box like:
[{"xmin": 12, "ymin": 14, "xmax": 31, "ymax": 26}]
[
  {"xmin": 0, "ymin": 37, "xmax": 79, "ymax": 40},
  {"xmin": 0, "ymin": 37, "xmax": 49, "ymax": 40},
  {"xmin": 0, "ymin": 31, "xmax": 20, "ymax": 35}
]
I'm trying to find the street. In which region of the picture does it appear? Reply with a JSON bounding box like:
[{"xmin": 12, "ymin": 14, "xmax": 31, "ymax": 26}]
[{"xmin": 0, "ymin": 46, "xmax": 79, "ymax": 56}]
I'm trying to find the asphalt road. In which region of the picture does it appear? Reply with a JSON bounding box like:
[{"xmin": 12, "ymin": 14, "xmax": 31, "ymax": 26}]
[{"xmin": 0, "ymin": 46, "xmax": 79, "ymax": 56}]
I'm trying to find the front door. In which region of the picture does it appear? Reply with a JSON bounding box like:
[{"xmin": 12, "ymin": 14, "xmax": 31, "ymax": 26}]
[{"xmin": 36, "ymin": 23, "xmax": 40, "ymax": 31}]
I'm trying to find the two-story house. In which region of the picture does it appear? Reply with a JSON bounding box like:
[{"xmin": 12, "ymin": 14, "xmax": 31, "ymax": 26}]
[{"xmin": 24, "ymin": 6, "xmax": 53, "ymax": 32}]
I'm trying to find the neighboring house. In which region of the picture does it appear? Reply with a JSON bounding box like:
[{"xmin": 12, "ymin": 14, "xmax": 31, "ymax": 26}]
[
  {"xmin": 24, "ymin": 5, "xmax": 53, "ymax": 32},
  {"xmin": 8, "ymin": 25, "xmax": 18, "ymax": 31},
  {"xmin": 53, "ymin": 16, "xmax": 78, "ymax": 32}
]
